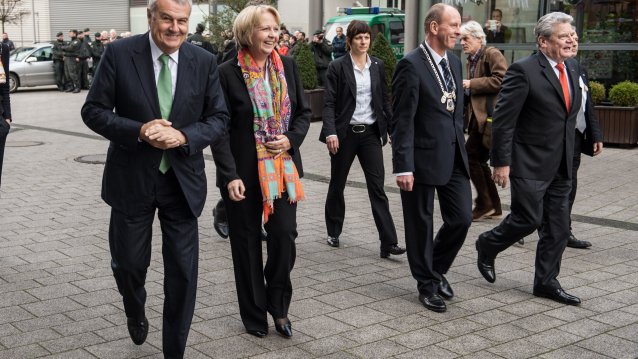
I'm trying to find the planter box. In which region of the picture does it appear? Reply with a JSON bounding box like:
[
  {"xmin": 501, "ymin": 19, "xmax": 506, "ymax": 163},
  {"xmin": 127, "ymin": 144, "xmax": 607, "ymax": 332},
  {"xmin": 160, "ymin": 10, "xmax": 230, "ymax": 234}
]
[
  {"xmin": 303, "ymin": 88, "xmax": 324, "ymax": 122},
  {"xmin": 593, "ymin": 106, "xmax": 638, "ymax": 147}
]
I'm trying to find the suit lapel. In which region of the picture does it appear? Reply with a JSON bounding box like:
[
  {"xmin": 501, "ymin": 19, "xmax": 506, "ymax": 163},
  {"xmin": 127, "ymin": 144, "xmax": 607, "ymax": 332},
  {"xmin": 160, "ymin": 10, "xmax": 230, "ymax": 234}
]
[
  {"xmin": 344, "ymin": 56, "xmax": 357, "ymax": 98},
  {"xmin": 370, "ymin": 58, "xmax": 380, "ymax": 102},
  {"xmin": 538, "ymin": 53, "xmax": 569, "ymax": 112},
  {"xmin": 171, "ymin": 46, "xmax": 194, "ymax": 124},
  {"xmin": 567, "ymin": 60, "xmax": 581, "ymax": 114},
  {"xmin": 131, "ymin": 34, "xmax": 161, "ymax": 118},
  {"xmin": 419, "ymin": 43, "xmax": 444, "ymax": 89}
]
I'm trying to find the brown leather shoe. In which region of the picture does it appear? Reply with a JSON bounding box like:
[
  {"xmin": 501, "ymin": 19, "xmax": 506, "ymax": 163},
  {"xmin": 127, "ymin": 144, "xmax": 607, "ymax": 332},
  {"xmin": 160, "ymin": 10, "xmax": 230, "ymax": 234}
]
[{"xmin": 472, "ymin": 208, "xmax": 495, "ymax": 221}]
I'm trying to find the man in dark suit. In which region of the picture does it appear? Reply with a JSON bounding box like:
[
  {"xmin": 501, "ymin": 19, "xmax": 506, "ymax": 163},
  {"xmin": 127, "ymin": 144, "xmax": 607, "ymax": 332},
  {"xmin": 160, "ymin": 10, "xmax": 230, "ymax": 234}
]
[
  {"xmin": 476, "ymin": 12, "xmax": 582, "ymax": 306},
  {"xmin": 391, "ymin": 4, "xmax": 472, "ymax": 313},
  {"xmin": 565, "ymin": 31, "xmax": 603, "ymax": 249},
  {"xmin": 81, "ymin": 0, "xmax": 228, "ymax": 357}
]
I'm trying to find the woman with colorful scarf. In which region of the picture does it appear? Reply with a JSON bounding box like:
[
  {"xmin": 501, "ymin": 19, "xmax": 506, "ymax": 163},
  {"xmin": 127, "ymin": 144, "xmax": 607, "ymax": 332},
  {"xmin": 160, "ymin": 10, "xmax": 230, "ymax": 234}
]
[{"xmin": 212, "ymin": 5, "xmax": 310, "ymax": 339}]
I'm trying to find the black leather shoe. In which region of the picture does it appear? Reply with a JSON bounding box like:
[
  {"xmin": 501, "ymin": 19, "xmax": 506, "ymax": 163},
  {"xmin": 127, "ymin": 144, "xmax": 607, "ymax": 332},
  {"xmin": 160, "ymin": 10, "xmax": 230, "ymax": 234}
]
[
  {"xmin": 127, "ymin": 317, "xmax": 149, "ymax": 345},
  {"xmin": 476, "ymin": 237, "xmax": 496, "ymax": 283},
  {"xmin": 418, "ymin": 293, "xmax": 447, "ymax": 312},
  {"xmin": 72, "ymin": 87, "xmax": 81, "ymax": 93},
  {"xmin": 327, "ymin": 236, "xmax": 339, "ymax": 247},
  {"xmin": 438, "ymin": 274, "xmax": 454, "ymax": 299},
  {"xmin": 274, "ymin": 319, "xmax": 292, "ymax": 338},
  {"xmin": 247, "ymin": 329, "xmax": 267, "ymax": 338},
  {"xmin": 533, "ymin": 287, "xmax": 581, "ymax": 306},
  {"xmin": 380, "ymin": 244, "xmax": 406, "ymax": 258},
  {"xmin": 566, "ymin": 233, "xmax": 591, "ymax": 249},
  {"xmin": 213, "ymin": 207, "xmax": 229, "ymax": 239}
]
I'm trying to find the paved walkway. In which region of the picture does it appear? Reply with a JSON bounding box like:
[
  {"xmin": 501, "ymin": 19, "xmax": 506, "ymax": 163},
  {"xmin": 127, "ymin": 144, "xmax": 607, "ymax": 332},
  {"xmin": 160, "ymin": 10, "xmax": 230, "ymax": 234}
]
[{"xmin": 1, "ymin": 88, "xmax": 637, "ymax": 358}]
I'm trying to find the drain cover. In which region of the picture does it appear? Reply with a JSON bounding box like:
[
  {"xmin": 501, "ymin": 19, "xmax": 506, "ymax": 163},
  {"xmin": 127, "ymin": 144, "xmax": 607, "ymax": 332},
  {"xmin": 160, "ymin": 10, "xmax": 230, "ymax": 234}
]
[
  {"xmin": 75, "ymin": 154, "xmax": 106, "ymax": 164},
  {"xmin": 6, "ymin": 141, "xmax": 44, "ymax": 147}
]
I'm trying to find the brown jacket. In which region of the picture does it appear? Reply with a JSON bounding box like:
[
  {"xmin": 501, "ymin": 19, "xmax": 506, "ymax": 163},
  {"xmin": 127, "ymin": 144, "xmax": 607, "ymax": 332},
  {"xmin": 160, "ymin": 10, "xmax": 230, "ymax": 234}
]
[{"xmin": 465, "ymin": 46, "xmax": 507, "ymax": 133}]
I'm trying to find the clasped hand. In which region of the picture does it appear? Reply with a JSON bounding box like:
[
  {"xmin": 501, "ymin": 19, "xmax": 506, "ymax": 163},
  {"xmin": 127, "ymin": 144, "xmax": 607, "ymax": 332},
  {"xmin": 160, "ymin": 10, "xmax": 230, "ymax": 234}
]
[
  {"xmin": 140, "ymin": 119, "xmax": 186, "ymax": 149},
  {"xmin": 264, "ymin": 134, "xmax": 291, "ymax": 157}
]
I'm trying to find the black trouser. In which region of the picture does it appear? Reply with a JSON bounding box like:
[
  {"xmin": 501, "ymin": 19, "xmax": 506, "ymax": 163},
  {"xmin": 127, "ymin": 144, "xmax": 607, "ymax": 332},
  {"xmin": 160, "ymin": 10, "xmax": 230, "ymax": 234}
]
[
  {"xmin": 568, "ymin": 129, "xmax": 584, "ymax": 229},
  {"xmin": 465, "ymin": 121, "xmax": 501, "ymax": 213},
  {"xmin": 223, "ymin": 187, "xmax": 297, "ymax": 332},
  {"xmin": 109, "ymin": 169, "xmax": 198, "ymax": 358},
  {"xmin": 64, "ymin": 57, "xmax": 80, "ymax": 89},
  {"xmin": 317, "ymin": 67, "xmax": 327, "ymax": 87},
  {"xmin": 0, "ymin": 118, "xmax": 9, "ymax": 189},
  {"xmin": 401, "ymin": 146, "xmax": 472, "ymax": 296},
  {"xmin": 479, "ymin": 172, "xmax": 571, "ymax": 290},
  {"xmin": 53, "ymin": 59, "xmax": 65, "ymax": 89},
  {"xmin": 79, "ymin": 58, "xmax": 89, "ymax": 89},
  {"xmin": 325, "ymin": 123, "xmax": 397, "ymax": 249}
]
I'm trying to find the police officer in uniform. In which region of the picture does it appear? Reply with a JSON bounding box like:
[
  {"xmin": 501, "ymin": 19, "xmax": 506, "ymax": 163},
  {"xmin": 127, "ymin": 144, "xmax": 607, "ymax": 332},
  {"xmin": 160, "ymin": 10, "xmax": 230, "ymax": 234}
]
[
  {"xmin": 186, "ymin": 23, "xmax": 217, "ymax": 55},
  {"xmin": 51, "ymin": 32, "xmax": 67, "ymax": 91},
  {"xmin": 62, "ymin": 29, "xmax": 81, "ymax": 93},
  {"xmin": 78, "ymin": 29, "xmax": 92, "ymax": 89},
  {"xmin": 91, "ymin": 32, "xmax": 105, "ymax": 75}
]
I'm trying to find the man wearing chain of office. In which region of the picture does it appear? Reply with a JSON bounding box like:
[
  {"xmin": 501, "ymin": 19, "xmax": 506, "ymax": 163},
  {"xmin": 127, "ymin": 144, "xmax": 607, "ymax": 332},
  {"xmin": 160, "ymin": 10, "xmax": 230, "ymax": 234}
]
[{"xmin": 390, "ymin": 3, "xmax": 472, "ymax": 313}]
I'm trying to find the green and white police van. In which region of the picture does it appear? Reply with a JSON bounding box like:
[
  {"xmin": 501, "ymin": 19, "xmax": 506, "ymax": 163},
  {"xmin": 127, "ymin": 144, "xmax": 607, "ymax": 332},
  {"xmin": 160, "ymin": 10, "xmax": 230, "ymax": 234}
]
[{"xmin": 323, "ymin": 7, "xmax": 405, "ymax": 60}]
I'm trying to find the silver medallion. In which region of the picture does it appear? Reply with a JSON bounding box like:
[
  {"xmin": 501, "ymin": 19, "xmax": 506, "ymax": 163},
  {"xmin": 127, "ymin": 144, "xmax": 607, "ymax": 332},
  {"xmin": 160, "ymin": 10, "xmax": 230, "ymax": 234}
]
[
  {"xmin": 441, "ymin": 95, "xmax": 446, "ymax": 104},
  {"xmin": 446, "ymin": 98, "xmax": 455, "ymax": 112}
]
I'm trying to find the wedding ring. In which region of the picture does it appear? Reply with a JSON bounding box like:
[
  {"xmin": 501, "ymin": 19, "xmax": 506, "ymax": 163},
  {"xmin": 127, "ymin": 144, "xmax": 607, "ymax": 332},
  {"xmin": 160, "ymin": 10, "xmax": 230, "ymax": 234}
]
[{"xmin": 279, "ymin": 149, "xmax": 282, "ymax": 153}]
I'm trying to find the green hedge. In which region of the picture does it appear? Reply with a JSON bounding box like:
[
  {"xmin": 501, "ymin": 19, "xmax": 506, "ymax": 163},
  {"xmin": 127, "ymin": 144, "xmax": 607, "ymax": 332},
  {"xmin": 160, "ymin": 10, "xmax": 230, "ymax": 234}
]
[
  {"xmin": 370, "ymin": 33, "xmax": 396, "ymax": 94},
  {"xmin": 293, "ymin": 42, "xmax": 317, "ymax": 90}
]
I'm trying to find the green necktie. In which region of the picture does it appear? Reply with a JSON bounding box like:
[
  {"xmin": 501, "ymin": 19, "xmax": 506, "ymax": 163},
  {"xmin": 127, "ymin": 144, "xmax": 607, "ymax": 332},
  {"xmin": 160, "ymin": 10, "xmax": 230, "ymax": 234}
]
[{"xmin": 158, "ymin": 54, "xmax": 172, "ymax": 174}]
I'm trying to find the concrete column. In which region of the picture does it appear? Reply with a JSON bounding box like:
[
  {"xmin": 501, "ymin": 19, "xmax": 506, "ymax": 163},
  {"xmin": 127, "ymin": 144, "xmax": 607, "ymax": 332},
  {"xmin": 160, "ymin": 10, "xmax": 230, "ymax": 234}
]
[
  {"xmin": 309, "ymin": 0, "xmax": 323, "ymax": 33},
  {"xmin": 404, "ymin": 0, "xmax": 420, "ymax": 51}
]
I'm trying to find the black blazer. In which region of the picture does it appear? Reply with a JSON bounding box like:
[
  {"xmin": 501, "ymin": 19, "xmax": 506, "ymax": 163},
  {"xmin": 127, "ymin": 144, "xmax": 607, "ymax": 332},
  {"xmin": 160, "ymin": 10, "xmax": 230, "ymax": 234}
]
[
  {"xmin": 319, "ymin": 54, "xmax": 392, "ymax": 144},
  {"xmin": 81, "ymin": 33, "xmax": 229, "ymax": 217},
  {"xmin": 575, "ymin": 62, "xmax": 603, "ymax": 156},
  {"xmin": 391, "ymin": 43, "xmax": 469, "ymax": 186},
  {"xmin": 490, "ymin": 52, "xmax": 582, "ymax": 180},
  {"xmin": 0, "ymin": 42, "xmax": 10, "ymax": 120},
  {"xmin": 212, "ymin": 55, "xmax": 311, "ymax": 189}
]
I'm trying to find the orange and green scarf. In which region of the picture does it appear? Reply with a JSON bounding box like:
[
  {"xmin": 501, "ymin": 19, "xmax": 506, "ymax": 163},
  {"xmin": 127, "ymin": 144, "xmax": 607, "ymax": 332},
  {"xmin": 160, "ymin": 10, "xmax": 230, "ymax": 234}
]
[{"xmin": 238, "ymin": 48, "xmax": 304, "ymax": 223}]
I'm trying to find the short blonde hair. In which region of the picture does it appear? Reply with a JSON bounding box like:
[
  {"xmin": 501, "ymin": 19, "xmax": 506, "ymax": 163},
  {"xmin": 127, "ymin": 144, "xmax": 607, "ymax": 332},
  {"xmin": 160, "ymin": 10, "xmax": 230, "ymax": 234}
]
[
  {"xmin": 460, "ymin": 21, "xmax": 486, "ymax": 46},
  {"xmin": 233, "ymin": 5, "xmax": 281, "ymax": 50}
]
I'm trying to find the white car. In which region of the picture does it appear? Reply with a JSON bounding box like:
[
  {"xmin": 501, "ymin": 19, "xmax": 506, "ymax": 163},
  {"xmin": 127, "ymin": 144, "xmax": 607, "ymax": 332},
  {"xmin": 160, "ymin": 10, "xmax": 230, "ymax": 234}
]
[{"xmin": 9, "ymin": 43, "xmax": 56, "ymax": 93}]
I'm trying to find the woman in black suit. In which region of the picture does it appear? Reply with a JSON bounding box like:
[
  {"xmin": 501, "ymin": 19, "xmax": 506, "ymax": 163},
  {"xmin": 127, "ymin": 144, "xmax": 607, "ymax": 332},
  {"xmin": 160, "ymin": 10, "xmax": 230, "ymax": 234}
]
[
  {"xmin": 212, "ymin": 5, "xmax": 311, "ymax": 338},
  {"xmin": 319, "ymin": 20, "xmax": 405, "ymax": 258},
  {"xmin": 0, "ymin": 41, "xmax": 12, "ymax": 189}
]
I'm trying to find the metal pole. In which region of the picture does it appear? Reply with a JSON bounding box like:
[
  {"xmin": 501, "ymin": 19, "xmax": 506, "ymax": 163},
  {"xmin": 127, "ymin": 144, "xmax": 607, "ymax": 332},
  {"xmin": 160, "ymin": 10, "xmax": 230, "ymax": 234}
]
[{"xmin": 31, "ymin": 0, "xmax": 35, "ymax": 43}]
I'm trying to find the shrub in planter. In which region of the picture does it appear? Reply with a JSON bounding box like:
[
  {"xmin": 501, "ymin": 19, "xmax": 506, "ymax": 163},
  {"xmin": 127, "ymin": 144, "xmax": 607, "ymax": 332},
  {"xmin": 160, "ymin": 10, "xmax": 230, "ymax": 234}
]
[
  {"xmin": 292, "ymin": 41, "xmax": 317, "ymax": 90},
  {"xmin": 370, "ymin": 32, "xmax": 396, "ymax": 94},
  {"xmin": 608, "ymin": 80, "xmax": 638, "ymax": 107},
  {"xmin": 589, "ymin": 81, "xmax": 605, "ymax": 105}
]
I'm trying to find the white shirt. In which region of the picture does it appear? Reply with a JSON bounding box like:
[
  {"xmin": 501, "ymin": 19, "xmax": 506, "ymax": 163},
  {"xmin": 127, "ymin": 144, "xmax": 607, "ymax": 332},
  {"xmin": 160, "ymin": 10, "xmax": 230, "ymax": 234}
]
[
  {"xmin": 350, "ymin": 54, "xmax": 376, "ymax": 125},
  {"xmin": 149, "ymin": 33, "xmax": 178, "ymax": 98},
  {"xmin": 576, "ymin": 76, "xmax": 587, "ymax": 133},
  {"xmin": 424, "ymin": 40, "xmax": 449, "ymax": 83}
]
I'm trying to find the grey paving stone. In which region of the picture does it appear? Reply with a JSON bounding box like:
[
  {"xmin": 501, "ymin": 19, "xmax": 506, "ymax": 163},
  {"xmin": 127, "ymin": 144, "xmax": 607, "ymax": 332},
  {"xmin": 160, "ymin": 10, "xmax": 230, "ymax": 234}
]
[
  {"xmin": 40, "ymin": 349, "xmax": 97, "ymax": 358},
  {"xmin": 437, "ymin": 333, "xmax": 494, "ymax": 356},
  {"xmin": 40, "ymin": 332, "xmax": 104, "ymax": 353},
  {"xmin": 539, "ymin": 345, "xmax": 614, "ymax": 359},
  {"xmin": 608, "ymin": 323, "xmax": 638, "ymax": 342},
  {"xmin": 326, "ymin": 306, "xmax": 393, "ymax": 328},
  {"xmin": 526, "ymin": 328, "xmax": 584, "ymax": 349},
  {"xmin": 0, "ymin": 343, "xmax": 50, "ymax": 358},
  {"xmin": 250, "ymin": 346, "xmax": 314, "ymax": 359},
  {"xmin": 192, "ymin": 335, "xmax": 268, "ymax": 358},
  {"xmin": 0, "ymin": 328, "xmax": 61, "ymax": 348},
  {"xmin": 26, "ymin": 282, "xmax": 86, "ymax": 300},
  {"xmin": 314, "ymin": 290, "xmax": 375, "ymax": 310},
  {"xmin": 288, "ymin": 298, "xmax": 340, "ymax": 319},
  {"xmin": 488, "ymin": 338, "xmax": 552, "ymax": 358},
  {"xmin": 0, "ymin": 305, "xmax": 34, "ymax": 325},
  {"xmin": 341, "ymin": 323, "xmax": 400, "ymax": 344},
  {"xmin": 475, "ymin": 323, "xmax": 533, "ymax": 344},
  {"xmin": 297, "ymin": 335, "xmax": 358, "ymax": 356},
  {"xmin": 589, "ymin": 309, "xmax": 638, "ymax": 327},
  {"xmin": 395, "ymin": 345, "xmax": 459, "ymax": 359},
  {"xmin": 390, "ymin": 327, "xmax": 449, "ymax": 349},
  {"xmin": 577, "ymin": 334, "xmax": 638, "ymax": 359},
  {"xmin": 347, "ymin": 339, "xmax": 409, "ymax": 358},
  {"xmin": 85, "ymin": 337, "xmax": 161, "ymax": 358},
  {"xmin": 559, "ymin": 318, "xmax": 616, "ymax": 338},
  {"xmin": 293, "ymin": 315, "xmax": 356, "ymax": 339},
  {"xmin": 430, "ymin": 318, "xmax": 485, "ymax": 337}
]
